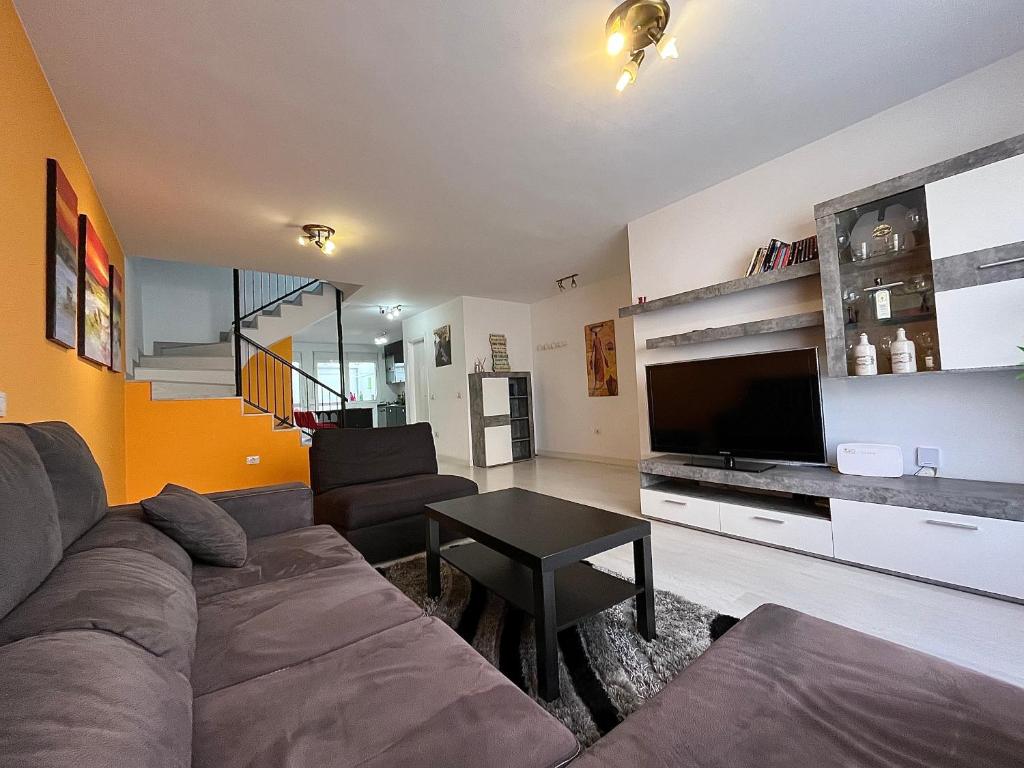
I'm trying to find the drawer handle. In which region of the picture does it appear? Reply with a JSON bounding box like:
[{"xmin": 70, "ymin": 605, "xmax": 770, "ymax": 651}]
[
  {"xmin": 753, "ymin": 515, "xmax": 785, "ymax": 524},
  {"xmin": 663, "ymin": 498, "xmax": 689, "ymax": 506},
  {"xmin": 924, "ymin": 519, "xmax": 979, "ymax": 531},
  {"xmin": 978, "ymin": 256, "xmax": 1024, "ymax": 270}
]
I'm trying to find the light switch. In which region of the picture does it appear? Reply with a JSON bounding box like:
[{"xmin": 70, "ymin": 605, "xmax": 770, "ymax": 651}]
[{"xmin": 0, "ymin": 391, "xmax": 6, "ymax": 418}]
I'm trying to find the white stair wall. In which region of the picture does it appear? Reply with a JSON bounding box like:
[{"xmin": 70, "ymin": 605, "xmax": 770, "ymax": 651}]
[{"xmin": 244, "ymin": 283, "xmax": 338, "ymax": 348}]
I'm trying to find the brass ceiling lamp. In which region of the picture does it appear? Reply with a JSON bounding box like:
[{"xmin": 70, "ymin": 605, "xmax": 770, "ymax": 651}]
[
  {"xmin": 605, "ymin": 0, "xmax": 679, "ymax": 92},
  {"xmin": 297, "ymin": 224, "xmax": 337, "ymax": 254}
]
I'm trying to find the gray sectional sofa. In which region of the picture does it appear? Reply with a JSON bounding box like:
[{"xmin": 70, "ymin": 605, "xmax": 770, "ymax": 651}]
[
  {"xmin": 0, "ymin": 422, "xmax": 578, "ymax": 768},
  {"xmin": 4, "ymin": 420, "xmax": 1024, "ymax": 768}
]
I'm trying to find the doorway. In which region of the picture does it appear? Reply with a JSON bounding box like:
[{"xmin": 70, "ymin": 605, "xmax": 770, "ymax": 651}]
[{"xmin": 407, "ymin": 337, "xmax": 429, "ymax": 423}]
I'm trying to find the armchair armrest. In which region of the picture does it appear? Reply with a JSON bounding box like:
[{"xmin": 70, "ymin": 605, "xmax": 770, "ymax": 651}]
[{"xmin": 206, "ymin": 483, "xmax": 314, "ymax": 538}]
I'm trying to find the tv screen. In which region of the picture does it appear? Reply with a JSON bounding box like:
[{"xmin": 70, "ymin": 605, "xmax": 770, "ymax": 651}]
[{"xmin": 646, "ymin": 348, "xmax": 826, "ymax": 464}]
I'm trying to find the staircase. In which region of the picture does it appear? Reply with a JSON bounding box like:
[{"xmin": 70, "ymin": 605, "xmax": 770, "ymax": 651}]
[{"xmin": 133, "ymin": 340, "xmax": 236, "ymax": 400}]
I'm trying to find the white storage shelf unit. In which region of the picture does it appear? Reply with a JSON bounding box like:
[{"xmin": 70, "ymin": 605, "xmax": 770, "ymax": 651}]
[{"xmin": 640, "ymin": 473, "xmax": 1024, "ymax": 602}]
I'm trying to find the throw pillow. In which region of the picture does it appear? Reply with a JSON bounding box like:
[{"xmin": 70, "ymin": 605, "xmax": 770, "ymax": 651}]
[{"xmin": 141, "ymin": 484, "xmax": 247, "ymax": 567}]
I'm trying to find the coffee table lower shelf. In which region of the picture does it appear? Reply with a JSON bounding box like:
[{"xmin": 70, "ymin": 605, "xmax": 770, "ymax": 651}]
[{"xmin": 441, "ymin": 542, "xmax": 641, "ymax": 631}]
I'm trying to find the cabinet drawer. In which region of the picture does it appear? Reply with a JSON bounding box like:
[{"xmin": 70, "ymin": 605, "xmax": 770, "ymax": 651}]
[
  {"xmin": 832, "ymin": 499, "xmax": 1024, "ymax": 599},
  {"xmin": 926, "ymin": 153, "xmax": 1024, "ymax": 260},
  {"xmin": 934, "ymin": 279, "xmax": 1024, "ymax": 369},
  {"xmin": 719, "ymin": 503, "xmax": 834, "ymax": 556},
  {"xmin": 640, "ymin": 489, "xmax": 720, "ymax": 531}
]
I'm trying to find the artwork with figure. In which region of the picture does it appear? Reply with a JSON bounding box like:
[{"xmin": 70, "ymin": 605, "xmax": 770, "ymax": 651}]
[
  {"xmin": 434, "ymin": 324, "xmax": 452, "ymax": 367},
  {"xmin": 585, "ymin": 320, "xmax": 618, "ymax": 397}
]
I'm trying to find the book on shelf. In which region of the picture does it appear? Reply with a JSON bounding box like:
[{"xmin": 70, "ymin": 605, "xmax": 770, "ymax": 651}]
[{"xmin": 744, "ymin": 235, "xmax": 819, "ymax": 277}]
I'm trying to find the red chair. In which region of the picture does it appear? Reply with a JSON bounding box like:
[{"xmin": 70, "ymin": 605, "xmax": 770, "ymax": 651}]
[{"xmin": 293, "ymin": 410, "xmax": 338, "ymax": 430}]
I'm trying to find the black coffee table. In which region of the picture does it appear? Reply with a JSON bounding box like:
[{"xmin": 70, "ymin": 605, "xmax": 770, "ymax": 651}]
[{"xmin": 425, "ymin": 487, "xmax": 655, "ymax": 701}]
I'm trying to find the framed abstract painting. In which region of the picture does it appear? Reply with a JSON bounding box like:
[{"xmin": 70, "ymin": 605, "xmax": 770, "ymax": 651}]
[
  {"xmin": 77, "ymin": 215, "xmax": 112, "ymax": 366},
  {"xmin": 45, "ymin": 159, "xmax": 79, "ymax": 348},
  {"xmin": 109, "ymin": 264, "xmax": 124, "ymax": 373},
  {"xmin": 585, "ymin": 319, "xmax": 618, "ymax": 397}
]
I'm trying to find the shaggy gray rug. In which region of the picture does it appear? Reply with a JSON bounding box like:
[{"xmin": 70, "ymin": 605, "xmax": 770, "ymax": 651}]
[{"xmin": 380, "ymin": 554, "xmax": 732, "ymax": 747}]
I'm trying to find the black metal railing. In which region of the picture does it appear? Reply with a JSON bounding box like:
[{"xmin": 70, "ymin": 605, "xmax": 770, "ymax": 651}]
[
  {"xmin": 235, "ymin": 269, "xmax": 320, "ymax": 324},
  {"xmin": 230, "ymin": 268, "xmax": 348, "ymax": 431},
  {"xmin": 235, "ymin": 331, "xmax": 346, "ymax": 433}
]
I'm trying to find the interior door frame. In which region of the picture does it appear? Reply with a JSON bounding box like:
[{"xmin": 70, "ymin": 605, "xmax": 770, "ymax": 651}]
[{"xmin": 406, "ymin": 336, "xmax": 429, "ymax": 423}]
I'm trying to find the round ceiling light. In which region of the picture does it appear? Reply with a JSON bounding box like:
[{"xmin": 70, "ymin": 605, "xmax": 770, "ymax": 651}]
[
  {"xmin": 297, "ymin": 224, "xmax": 337, "ymax": 254},
  {"xmin": 605, "ymin": 0, "xmax": 678, "ymax": 92}
]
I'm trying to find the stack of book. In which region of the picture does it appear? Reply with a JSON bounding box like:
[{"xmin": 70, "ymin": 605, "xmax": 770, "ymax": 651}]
[{"xmin": 744, "ymin": 235, "xmax": 819, "ymax": 277}]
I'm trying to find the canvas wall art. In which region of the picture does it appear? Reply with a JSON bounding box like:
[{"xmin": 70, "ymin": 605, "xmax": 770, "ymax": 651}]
[
  {"xmin": 109, "ymin": 265, "xmax": 124, "ymax": 373},
  {"xmin": 489, "ymin": 333, "xmax": 510, "ymax": 371},
  {"xmin": 434, "ymin": 324, "xmax": 452, "ymax": 367},
  {"xmin": 45, "ymin": 159, "xmax": 79, "ymax": 347},
  {"xmin": 585, "ymin": 320, "xmax": 618, "ymax": 397},
  {"xmin": 77, "ymin": 215, "xmax": 111, "ymax": 366}
]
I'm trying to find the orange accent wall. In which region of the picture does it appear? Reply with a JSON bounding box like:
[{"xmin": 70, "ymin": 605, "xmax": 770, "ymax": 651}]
[
  {"xmin": 241, "ymin": 337, "xmax": 294, "ymax": 423},
  {"xmin": 123, "ymin": 382, "xmax": 309, "ymax": 502},
  {"xmin": 0, "ymin": 1, "xmax": 127, "ymax": 501}
]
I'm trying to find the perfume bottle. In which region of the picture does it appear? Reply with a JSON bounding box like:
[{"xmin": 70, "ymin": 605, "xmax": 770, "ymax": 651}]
[
  {"xmin": 853, "ymin": 333, "xmax": 878, "ymax": 376},
  {"xmin": 872, "ymin": 278, "xmax": 892, "ymax": 321},
  {"xmin": 890, "ymin": 328, "xmax": 917, "ymax": 374}
]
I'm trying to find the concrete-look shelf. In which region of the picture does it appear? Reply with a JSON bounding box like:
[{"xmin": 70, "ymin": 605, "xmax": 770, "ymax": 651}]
[
  {"xmin": 646, "ymin": 310, "xmax": 824, "ymax": 350},
  {"xmin": 640, "ymin": 455, "xmax": 1024, "ymax": 521},
  {"xmin": 620, "ymin": 260, "xmax": 820, "ymax": 318}
]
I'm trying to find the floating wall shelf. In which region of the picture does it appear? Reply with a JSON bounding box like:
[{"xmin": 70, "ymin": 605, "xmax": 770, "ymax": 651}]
[
  {"xmin": 620, "ymin": 260, "xmax": 821, "ymax": 318},
  {"xmin": 646, "ymin": 310, "xmax": 824, "ymax": 350}
]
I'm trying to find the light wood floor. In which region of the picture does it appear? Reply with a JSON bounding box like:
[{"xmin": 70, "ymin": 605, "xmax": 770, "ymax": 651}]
[{"xmin": 439, "ymin": 455, "xmax": 1024, "ymax": 688}]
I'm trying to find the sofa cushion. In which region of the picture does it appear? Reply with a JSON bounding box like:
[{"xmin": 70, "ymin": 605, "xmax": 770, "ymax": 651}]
[
  {"xmin": 310, "ymin": 422, "xmax": 438, "ymax": 491},
  {"xmin": 66, "ymin": 507, "xmax": 193, "ymax": 578},
  {"xmin": 0, "ymin": 630, "xmax": 192, "ymax": 768},
  {"xmin": 314, "ymin": 473, "xmax": 478, "ymax": 531},
  {"xmin": 572, "ymin": 603, "xmax": 1024, "ymax": 768},
  {"xmin": 192, "ymin": 524, "xmax": 363, "ymax": 600},
  {"xmin": 191, "ymin": 559, "xmax": 423, "ymax": 694},
  {"xmin": 206, "ymin": 482, "xmax": 314, "ymax": 538},
  {"xmin": 0, "ymin": 425, "xmax": 62, "ymax": 620},
  {"xmin": 17, "ymin": 421, "xmax": 108, "ymax": 548},
  {"xmin": 193, "ymin": 615, "xmax": 580, "ymax": 768},
  {"xmin": 142, "ymin": 483, "xmax": 247, "ymax": 566},
  {"xmin": 0, "ymin": 548, "xmax": 198, "ymax": 677}
]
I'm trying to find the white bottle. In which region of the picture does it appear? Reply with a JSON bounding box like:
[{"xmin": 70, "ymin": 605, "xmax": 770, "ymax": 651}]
[
  {"xmin": 890, "ymin": 327, "xmax": 917, "ymax": 374},
  {"xmin": 853, "ymin": 333, "xmax": 878, "ymax": 376}
]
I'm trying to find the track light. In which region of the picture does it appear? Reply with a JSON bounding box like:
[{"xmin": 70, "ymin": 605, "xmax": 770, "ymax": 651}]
[
  {"xmin": 297, "ymin": 224, "xmax": 337, "ymax": 254},
  {"xmin": 374, "ymin": 331, "xmax": 388, "ymax": 346},
  {"xmin": 605, "ymin": 0, "xmax": 678, "ymax": 92},
  {"xmin": 379, "ymin": 305, "xmax": 403, "ymax": 321},
  {"xmin": 555, "ymin": 273, "xmax": 579, "ymax": 292}
]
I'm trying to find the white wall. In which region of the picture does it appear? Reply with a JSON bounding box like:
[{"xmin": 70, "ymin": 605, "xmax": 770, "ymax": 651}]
[
  {"xmin": 628, "ymin": 51, "xmax": 1024, "ymax": 484},
  {"xmin": 127, "ymin": 256, "xmax": 233, "ymax": 357},
  {"xmin": 402, "ymin": 297, "xmax": 471, "ymax": 463},
  {"xmin": 462, "ymin": 296, "xmax": 533, "ymax": 374},
  {"xmin": 530, "ymin": 274, "xmax": 640, "ymax": 464}
]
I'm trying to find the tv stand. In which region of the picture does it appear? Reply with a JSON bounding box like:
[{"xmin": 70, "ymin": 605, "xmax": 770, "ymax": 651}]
[{"xmin": 686, "ymin": 455, "xmax": 775, "ymax": 473}]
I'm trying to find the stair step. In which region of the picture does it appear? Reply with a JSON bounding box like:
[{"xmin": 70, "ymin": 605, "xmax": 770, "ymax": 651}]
[
  {"xmin": 137, "ymin": 355, "xmax": 234, "ymax": 371},
  {"xmin": 149, "ymin": 382, "xmax": 238, "ymax": 399},
  {"xmin": 134, "ymin": 367, "xmax": 236, "ymax": 385},
  {"xmin": 153, "ymin": 341, "xmax": 234, "ymax": 357}
]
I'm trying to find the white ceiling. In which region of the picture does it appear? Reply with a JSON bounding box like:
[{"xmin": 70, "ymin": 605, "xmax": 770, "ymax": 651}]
[{"xmin": 17, "ymin": 1, "xmax": 1024, "ymax": 312}]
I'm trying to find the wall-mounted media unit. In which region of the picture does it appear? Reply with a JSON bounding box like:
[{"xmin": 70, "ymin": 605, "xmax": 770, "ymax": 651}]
[{"xmin": 646, "ymin": 348, "xmax": 827, "ymax": 471}]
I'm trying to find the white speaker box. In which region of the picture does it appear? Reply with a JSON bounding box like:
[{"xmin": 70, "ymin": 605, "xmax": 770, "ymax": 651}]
[{"xmin": 836, "ymin": 443, "xmax": 904, "ymax": 478}]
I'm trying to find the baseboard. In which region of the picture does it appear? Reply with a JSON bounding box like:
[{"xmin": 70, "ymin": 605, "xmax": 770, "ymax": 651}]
[{"xmin": 536, "ymin": 450, "xmax": 638, "ymax": 468}]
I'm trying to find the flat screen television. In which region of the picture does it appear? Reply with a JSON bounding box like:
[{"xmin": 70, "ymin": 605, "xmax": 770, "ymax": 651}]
[{"xmin": 646, "ymin": 348, "xmax": 826, "ymax": 471}]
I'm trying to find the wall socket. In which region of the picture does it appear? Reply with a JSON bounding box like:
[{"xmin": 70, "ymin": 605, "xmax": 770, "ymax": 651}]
[
  {"xmin": 245, "ymin": 455, "xmax": 261, "ymax": 465},
  {"xmin": 0, "ymin": 391, "xmax": 6, "ymax": 418},
  {"xmin": 916, "ymin": 446, "xmax": 941, "ymax": 469}
]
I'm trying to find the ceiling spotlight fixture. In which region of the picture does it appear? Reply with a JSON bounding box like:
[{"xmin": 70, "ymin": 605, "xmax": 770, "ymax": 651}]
[
  {"xmin": 297, "ymin": 224, "xmax": 337, "ymax": 254},
  {"xmin": 379, "ymin": 305, "xmax": 403, "ymax": 321},
  {"xmin": 605, "ymin": 0, "xmax": 678, "ymax": 92},
  {"xmin": 556, "ymin": 273, "xmax": 580, "ymax": 292},
  {"xmin": 374, "ymin": 331, "xmax": 388, "ymax": 346}
]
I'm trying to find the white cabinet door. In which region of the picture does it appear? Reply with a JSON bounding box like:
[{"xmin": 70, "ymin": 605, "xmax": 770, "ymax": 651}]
[
  {"xmin": 926, "ymin": 153, "xmax": 1024, "ymax": 260},
  {"xmin": 719, "ymin": 503, "xmax": 834, "ymax": 556},
  {"xmin": 481, "ymin": 378, "xmax": 510, "ymax": 417},
  {"xmin": 934, "ymin": 279, "xmax": 1024, "ymax": 369},
  {"xmin": 832, "ymin": 499, "xmax": 1024, "ymax": 599},
  {"xmin": 639, "ymin": 489, "xmax": 720, "ymax": 531},
  {"xmin": 482, "ymin": 425, "xmax": 513, "ymax": 466}
]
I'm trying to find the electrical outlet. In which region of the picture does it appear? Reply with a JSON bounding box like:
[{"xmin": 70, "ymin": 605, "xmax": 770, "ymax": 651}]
[
  {"xmin": 594, "ymin": 428, "xmax": 601, "ymax": 435},
  {"xmin": 433, "ymin": 431, "xmax": 440, "ymax": 439},
  {"xmin": 916, "ymin": 446, "xmax": 941, "ymax": 469},
  {"xmin": 0, "ymin": 391, "xmax": 6, "ymax": 418},
  {"xmin": 245, "ymin": 455, "xmax": 260, "ymax": 465}
]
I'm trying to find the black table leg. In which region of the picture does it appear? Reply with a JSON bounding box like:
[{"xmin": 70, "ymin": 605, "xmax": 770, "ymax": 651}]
[
  {"xmin": 533, "ymin": 568, "xmax": 559, "ymax": 701},
  {"xmin": 426, "ymin": 517, "xmax": 441, "ymax": 598},
  {"xmin": 634, "ymin": 536, "xmax": 656, "ymax": 641}
]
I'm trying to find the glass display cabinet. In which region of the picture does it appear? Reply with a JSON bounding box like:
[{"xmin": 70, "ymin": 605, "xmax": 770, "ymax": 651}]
[{"xmin": 817, "ymin": 187, "xmax": 941, "ymax": 376}]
